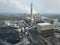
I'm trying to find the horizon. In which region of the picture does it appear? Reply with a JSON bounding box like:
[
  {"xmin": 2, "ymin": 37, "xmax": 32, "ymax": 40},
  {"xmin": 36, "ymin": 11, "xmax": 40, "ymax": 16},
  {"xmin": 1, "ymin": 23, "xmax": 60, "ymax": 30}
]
[{"xmin": 0, "ymin": 0, "xmax": 60, "ymax": 14}]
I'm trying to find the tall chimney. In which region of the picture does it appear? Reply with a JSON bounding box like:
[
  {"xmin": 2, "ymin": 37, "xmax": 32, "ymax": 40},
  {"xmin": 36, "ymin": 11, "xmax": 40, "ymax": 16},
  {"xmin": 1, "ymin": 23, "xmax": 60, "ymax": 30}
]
[
  {"xmin": 30, "ymin": 3, "xmax": 34, "ymax": 26},
  {"xmin": 31, "ymin": 3, "xmax": 33, "ymax": 19}
]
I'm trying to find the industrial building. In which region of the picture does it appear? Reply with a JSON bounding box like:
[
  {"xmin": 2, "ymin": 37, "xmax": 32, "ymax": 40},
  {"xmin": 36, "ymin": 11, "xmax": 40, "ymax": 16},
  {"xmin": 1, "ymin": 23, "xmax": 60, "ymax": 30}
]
[
  {"xmin": 37, "ymin": 23, "xmax": 55, "ymax": 30},
  {"xmin": 37, "ymin": 23, "xmax": 55, "ymax": 37},
  {"xmin": 0, "ymin": 2, "xmax": 60, "ymax": 45}
]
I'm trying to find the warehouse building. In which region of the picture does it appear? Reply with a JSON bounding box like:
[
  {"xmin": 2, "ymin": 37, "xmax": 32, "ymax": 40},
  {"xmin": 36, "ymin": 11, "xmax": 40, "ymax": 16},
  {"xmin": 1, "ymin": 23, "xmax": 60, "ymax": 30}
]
[{"xmin": 37, "ymin": 23, "xmax": 55, "ymax": 37}]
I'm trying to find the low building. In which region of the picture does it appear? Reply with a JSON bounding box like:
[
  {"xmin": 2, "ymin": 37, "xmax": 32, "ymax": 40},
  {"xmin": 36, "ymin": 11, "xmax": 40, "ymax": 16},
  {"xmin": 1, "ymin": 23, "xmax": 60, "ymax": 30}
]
[
  {"xmin": 37, "ymin": 23, "xmax": 55, "ymax": 37},
  {"xmin": 37, "ymin": 23, "xmax": 54, "ymax": 30}
]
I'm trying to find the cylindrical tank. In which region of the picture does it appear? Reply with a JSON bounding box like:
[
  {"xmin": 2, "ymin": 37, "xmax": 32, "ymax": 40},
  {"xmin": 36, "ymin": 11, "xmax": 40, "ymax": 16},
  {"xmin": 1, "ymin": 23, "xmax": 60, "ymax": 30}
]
[{"xmin": 54, "ymin": 29, "xmax": 60, "ymax": 38}]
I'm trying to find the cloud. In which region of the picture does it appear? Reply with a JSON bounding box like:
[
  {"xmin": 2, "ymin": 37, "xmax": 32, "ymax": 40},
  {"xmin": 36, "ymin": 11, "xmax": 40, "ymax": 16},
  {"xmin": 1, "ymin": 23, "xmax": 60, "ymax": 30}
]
[
  {"xmin": 39, "ymin": 0, "xmax": 60, "ymax": 14},
  {"xmin": 0, "ymin": 0, "xmax": 60, "ymax": 14},
  {"xmin": 0, "ymin": 0, "xmax": 37, "ymax": 14}
]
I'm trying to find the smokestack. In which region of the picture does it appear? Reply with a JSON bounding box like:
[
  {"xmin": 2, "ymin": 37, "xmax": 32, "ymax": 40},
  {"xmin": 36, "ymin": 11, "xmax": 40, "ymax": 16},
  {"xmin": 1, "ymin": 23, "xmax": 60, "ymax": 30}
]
[
  {"xmin": 31, "ymin": 3, "xmax": 33, "ymax": 19},
  {"xmin": 30, "ymin": 3, "xmax": 34, "ymax": 26},
  {"xmin": 30, "ymin": 3, "xmax": 36, "ymax": 26}
]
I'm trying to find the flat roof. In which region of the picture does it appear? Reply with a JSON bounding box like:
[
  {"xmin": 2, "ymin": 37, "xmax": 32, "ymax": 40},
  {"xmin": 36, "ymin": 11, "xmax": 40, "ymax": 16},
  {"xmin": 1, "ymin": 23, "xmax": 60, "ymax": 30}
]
[{"xmin": 37, "ymin": 23, "xmax": 52, "ymax": 26}]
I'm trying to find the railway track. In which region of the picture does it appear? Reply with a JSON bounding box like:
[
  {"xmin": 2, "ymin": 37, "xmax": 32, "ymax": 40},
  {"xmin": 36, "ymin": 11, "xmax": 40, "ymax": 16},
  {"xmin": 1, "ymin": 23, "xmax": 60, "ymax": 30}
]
[{"xmin": 29, "ymin": 30, "xmax": 53, "ymax": 45}]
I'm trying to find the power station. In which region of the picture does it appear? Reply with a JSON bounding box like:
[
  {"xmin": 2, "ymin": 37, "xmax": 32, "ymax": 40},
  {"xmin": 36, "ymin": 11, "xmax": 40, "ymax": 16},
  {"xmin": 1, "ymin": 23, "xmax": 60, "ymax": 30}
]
[{"xmin": 0, "ymin": 3, "xmax": 60, "ymax": 45}]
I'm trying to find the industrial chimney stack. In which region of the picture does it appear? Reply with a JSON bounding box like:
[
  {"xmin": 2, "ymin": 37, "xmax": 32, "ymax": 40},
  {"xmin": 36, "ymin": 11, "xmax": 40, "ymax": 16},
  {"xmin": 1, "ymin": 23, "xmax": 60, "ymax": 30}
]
[
  {"xmin": 30, "ymin": 3, "xmax": 34, "ymax": 26},
  {"xmin": 30, "ymin": 3, "xmax": 37, "ymax": 26}
]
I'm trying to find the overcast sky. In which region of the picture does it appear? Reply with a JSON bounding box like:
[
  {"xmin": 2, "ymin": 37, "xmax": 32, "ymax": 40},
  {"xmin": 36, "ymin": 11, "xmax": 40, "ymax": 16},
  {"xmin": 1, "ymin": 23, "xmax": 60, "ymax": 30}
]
[{"xmin": 0, "ymin": 0, "xmax": 60, "ymax": 14}]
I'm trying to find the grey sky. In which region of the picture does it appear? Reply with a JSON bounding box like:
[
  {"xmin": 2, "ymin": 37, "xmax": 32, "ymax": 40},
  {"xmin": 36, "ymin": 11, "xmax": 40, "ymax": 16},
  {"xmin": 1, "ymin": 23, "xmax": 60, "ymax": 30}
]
[{"xmin": 0, "ymin": 0, "xmax": 60, "ymax": 14}]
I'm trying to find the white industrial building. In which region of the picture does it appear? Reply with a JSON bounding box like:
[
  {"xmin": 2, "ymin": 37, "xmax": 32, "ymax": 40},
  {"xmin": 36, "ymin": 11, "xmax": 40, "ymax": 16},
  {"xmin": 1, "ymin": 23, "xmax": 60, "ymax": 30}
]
[
  {"xmin": 37, "ymin": 23, "xmax": 55, "ymax": 31},
  {"xmin": 36, "ymin": 23, "xmax": 55, "ymax": 37}
]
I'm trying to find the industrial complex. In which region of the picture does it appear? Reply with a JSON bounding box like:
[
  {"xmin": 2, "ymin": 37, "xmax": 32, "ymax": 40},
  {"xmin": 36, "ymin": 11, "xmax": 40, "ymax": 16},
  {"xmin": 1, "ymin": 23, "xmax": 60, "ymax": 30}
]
[{"xmin": 0, "ymin": 3, "xmax": 60, "ymax": 45}]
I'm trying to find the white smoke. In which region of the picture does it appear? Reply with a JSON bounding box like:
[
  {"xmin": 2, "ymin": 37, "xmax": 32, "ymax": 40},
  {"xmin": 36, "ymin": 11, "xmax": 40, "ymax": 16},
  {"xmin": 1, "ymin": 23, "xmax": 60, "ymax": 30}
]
[
  {"xmin": 0, "ymin": 0, "xmax": 37, "ymax": 14},
  {"xmin": 25, "ymin": 6, "xmax": 37, "ymax": 14}
]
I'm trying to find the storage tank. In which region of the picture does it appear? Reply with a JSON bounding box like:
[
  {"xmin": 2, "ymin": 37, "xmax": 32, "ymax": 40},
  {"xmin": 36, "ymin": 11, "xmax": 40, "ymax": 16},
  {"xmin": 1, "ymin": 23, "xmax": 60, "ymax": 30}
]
[
  {"xmin": 26, "ymin": 17, "xmax": 31, "ymax": 21},
  {"xmin": 54, "ymin": 29, "xmax": 60, "ymax": 38}
]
